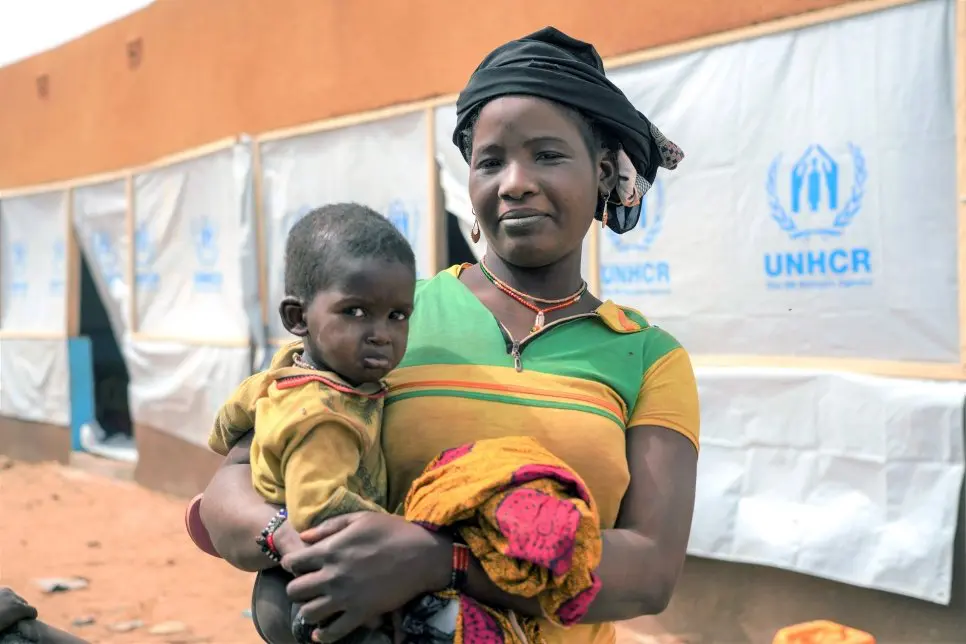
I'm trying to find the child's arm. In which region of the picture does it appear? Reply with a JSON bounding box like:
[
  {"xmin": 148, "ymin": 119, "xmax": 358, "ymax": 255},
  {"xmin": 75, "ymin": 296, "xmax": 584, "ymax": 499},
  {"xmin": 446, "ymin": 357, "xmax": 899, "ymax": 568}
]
[
  {"xmin": 209, "ymin": 371, "xmax": 273, "ymax": 456},
  {"xmin": 252, "ymin": 387, "xmax": 386, "ymax": 533}
]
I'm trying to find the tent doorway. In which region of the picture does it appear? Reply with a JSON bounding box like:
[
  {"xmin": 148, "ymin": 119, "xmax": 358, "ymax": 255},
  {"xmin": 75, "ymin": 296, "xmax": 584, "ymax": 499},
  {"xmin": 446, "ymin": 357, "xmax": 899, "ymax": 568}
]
[{"xmin": 77, "ymin": 250, "xmax": 136, "ymax": 461}]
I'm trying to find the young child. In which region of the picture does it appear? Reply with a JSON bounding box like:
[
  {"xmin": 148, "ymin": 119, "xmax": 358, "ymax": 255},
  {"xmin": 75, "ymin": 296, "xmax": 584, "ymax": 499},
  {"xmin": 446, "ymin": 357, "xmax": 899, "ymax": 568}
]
[{"xmin": 207, "ymin": 202, "xmax": 416, "ymax": 643}]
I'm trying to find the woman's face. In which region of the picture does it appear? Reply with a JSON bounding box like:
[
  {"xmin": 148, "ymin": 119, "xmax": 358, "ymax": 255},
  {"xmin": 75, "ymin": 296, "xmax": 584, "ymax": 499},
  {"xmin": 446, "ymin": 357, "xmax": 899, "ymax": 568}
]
[{"xmin": 467, "ymin": 96, "xmax": 617, "ymax": 268}]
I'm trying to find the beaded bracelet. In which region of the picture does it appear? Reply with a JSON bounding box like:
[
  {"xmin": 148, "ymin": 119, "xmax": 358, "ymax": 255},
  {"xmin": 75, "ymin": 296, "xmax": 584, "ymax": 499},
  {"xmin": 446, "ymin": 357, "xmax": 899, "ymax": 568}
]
[
  {"xmin": 255, "ymin": 508, "xmax": 288, "ymax": 563},
  {"xmin": 450, "ymin": 542, "xmax": 470, "ymax": 591}
]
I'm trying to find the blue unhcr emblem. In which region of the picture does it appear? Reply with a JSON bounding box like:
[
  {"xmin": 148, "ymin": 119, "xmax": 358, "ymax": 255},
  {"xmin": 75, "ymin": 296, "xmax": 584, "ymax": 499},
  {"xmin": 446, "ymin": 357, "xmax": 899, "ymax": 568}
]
[
  {"xmin": 386, "ymin": 200, "xmax": 415, "ymax": 243},
  {"xmin": 92, "ymin": 231, "xmax": 122, "ymax": 286},
  {"xmin": 193, "ymin": 216, "xmax": 220, "ymax": 268},
  {"xmin": 607, "ymin": 179, "xmax": 665, "ymax": 253},
  {"xmin": 766, "ymin": 143, "xmax": 866, "ymax": 239},
  {"xmin": 192, "ymin": 215, "xmax": 222, "ymax": 291},
  {"xmin": 762, "ymin": 143, "xmax": 873, "ymax": 290},
  {"xmin": 9, "ymin": 241, "xmax": 28, "ymax": 295},
  {"xmin": 135, "ymin": 222, "xmax": 156, "ymax": 270},
  {"xmin": 134, "ymin": 222, "xmax": 160, "ymax": 290},
  {"xmin": 600, "ymin": 180, "xmax": 671, "ymax": 297}
]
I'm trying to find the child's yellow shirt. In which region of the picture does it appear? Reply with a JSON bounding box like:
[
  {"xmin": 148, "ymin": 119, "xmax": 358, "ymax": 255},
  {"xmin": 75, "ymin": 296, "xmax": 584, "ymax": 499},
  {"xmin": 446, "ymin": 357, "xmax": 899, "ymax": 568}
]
[{"xmin": 209, "ymin": 341, "xmax": 388, "ymax": 531}]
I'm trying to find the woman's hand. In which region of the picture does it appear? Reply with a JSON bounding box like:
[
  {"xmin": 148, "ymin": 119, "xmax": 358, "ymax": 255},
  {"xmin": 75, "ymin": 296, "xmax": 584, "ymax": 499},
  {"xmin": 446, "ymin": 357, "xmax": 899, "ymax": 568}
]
[{"xmin": 282, "ymin": 512, "xmax": 451, "ymax": 643}]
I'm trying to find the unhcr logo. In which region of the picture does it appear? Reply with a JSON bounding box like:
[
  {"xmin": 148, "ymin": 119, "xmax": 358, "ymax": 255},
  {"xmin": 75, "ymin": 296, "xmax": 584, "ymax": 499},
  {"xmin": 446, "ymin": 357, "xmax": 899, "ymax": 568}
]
[
  {"xmin": 763, "ymin": 143, "xmax": 872, "ymax": 290},
  {"xmin": 600, "ymin": 179, "xmax": 671, "ymax": 296},
  {"xmin": 8, "ymin": 241, "xmax": 28, "ymax": 296},
  {"xmin": 91, "ymin": 231, "xmax": 123, "ymax": 288},
  {"xmin": 386, "ymin": 199, "xmax": 418, "ymax": 247},
  {"xmin": 192, "ymin": 215, "xmax": 223, "ymax": 292}
]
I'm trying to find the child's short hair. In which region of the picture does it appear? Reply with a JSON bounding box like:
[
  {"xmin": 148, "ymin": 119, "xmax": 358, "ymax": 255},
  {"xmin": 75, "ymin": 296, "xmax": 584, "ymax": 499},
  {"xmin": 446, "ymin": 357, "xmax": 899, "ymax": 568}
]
[{"xmin": 283, "ymin": 203, "xmax": 416, "ymax": 302}]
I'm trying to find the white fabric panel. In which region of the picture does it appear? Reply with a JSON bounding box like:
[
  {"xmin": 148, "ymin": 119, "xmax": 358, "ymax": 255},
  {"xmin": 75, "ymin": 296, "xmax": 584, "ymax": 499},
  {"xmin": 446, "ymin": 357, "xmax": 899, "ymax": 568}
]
[
  {"xmin": 260, "ymin": 112, "xmax": 433, "ymax": 341},
  {"xmin": 0, "ymin": 191, "xmax": 68, "ymax": 333},
  {"xmin": 124, "ymin": 339, "xmax": 250, "ymax": 447},
  {"xmin": 72, "ymin": 179, "xmax": 132, "ymax": 336},
  {"xmin": 600, "ymin": 0, "xmax": 957, "ymax": 361},
  {"xmin": 434, "ymin": 104, "xmax": 594, "ymax": 281},
  {"xmin": 133, "ymin": 141, "xmax": 257, "ymax": 342},
  {"xmin": 0, "ymin": 340, "xmax": 69, "ymax": 425},
  {"xmin": 692, "ymin": 367, "xmax": 965, "ymax": 604}
]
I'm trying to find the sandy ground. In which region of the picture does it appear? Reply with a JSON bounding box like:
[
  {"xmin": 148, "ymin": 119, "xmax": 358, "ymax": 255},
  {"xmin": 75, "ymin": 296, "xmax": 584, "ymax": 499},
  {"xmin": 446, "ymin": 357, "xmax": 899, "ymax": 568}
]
[{"xmin": 0, "ymin": 458, "xmax": 261, "ymax": 644}]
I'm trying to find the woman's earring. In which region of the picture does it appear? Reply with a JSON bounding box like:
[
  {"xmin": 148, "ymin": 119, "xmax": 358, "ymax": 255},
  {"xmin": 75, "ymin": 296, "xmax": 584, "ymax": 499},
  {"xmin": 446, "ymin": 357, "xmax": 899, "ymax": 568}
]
[
  {"xmin": 600, "ymin": 199, "xmax": 609, "ymax": 230},
  {"xmin": 471, "ymin": 218, "xmax": 481, "ymax": 244}
]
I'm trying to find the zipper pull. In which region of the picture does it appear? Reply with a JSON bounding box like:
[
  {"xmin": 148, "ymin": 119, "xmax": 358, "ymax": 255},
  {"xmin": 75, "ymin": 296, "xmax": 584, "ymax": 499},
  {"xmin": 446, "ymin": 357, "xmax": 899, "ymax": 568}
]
[{"xmin": 511, "ymin": 342, "xmax": 522, "ymax": 372}]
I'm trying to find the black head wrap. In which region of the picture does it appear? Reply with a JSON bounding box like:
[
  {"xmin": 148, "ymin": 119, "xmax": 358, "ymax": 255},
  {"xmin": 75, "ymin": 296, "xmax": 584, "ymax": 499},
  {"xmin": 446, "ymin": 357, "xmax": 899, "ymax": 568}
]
[{"xmin": 454, "ymin": 27, "xmax": 684, "ymax": 235}]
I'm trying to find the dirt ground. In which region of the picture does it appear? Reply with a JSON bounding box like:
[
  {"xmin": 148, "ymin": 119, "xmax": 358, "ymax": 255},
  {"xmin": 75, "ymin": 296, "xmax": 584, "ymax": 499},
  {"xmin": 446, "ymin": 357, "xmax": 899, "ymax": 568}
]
[{"xmin": 0, "ymin": 458, "xmax": 261, "ymax": 644}]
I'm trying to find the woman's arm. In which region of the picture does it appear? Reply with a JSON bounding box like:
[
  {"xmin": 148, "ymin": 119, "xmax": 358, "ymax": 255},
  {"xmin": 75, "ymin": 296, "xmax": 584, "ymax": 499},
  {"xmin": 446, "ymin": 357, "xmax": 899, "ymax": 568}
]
[
  {"xmin": 282, "ymin": 426, "xmax": 697, "ymax": 637},
  {"xmin": 199, "ymin": 430, "xmax": 304, "ymax": 571},
  {"xmin": 581, "ymin": 425, "xmax": 697, "ymax": 620},
  {"xmin": 439, "ymin": 425, "xmax": 697, "ymax": 623}
]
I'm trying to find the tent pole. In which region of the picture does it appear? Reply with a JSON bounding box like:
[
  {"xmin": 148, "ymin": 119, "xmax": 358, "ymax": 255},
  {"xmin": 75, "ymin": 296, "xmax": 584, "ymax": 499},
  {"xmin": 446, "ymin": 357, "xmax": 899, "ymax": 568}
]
[
  {"xmin": 252, "ymin": 140, "xmax": 269, "ymax": 331},
  {"xmin": 65, "ymin": 188, "xmax": 80, "ymax": 337}
]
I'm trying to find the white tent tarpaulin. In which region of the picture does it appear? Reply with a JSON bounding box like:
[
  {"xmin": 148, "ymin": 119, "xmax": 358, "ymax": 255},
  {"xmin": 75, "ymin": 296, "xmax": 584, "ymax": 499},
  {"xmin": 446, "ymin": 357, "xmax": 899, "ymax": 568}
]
[
  {"xmin": 694, "ymin": 367, "xmax": 965, "ymax": 604},
  {"xmin": 124, "ymin": 339, "xmax": 252, "ymax": 447},
  {"xmin": 0, "ymin": 191, "xmax": 70, "ymax": 424},
  {"xmin": 0, "ymin": 191, "xmax": 69, "ymax": 334},
  {"xmin": 71, "ymin": 142, "xmax": 259, "ymax": 447},
  {"xmin": 433, "ymin": 0, "xmax": 964, "ymax": 604},
  {"xmin": 0, "ymin": 339, "xmax": 69, "ymax": 425},
  {"xmin": 134, "ymin": 142, "xmax": 259, "ymax": 344},
  {"xmin": 601, "ymin": 0, "xmax": 957, "ymax": 362},
  {"xmin": 73, "ymin": 179, "xmax": 132, "ymax": 335},
  {"xmin": 260, "ymin": 112, "xmax": 435, "ymax": 342},
  {"xmin": 128, "ymin": 140, "xmax": 258, "ymax": 445}
]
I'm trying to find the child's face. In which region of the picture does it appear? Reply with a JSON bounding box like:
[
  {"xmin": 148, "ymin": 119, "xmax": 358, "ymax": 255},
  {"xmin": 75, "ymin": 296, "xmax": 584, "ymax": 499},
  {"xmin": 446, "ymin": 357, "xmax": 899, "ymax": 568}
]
[{"xmin": 281, "ymin": 258, "xmax": 415, "ymax": 386}]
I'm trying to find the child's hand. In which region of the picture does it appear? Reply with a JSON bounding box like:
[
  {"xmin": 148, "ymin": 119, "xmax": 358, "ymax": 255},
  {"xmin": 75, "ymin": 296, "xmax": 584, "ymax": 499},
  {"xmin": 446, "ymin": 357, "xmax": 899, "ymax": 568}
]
[{"xmin": 274, "ymin": 523, "xmax": 310, "ymax": 574}]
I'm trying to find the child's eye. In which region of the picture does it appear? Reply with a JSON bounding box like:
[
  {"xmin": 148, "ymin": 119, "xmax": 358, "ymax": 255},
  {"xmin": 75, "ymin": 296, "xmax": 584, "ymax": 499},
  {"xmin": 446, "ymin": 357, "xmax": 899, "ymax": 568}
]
[
  {"xmin": 344, "ymin": 307, "xmax": 366, "ymax": 318},
  {"xmin": 389, "ymin": 310, "xmax": 409, "ymax": 321}
]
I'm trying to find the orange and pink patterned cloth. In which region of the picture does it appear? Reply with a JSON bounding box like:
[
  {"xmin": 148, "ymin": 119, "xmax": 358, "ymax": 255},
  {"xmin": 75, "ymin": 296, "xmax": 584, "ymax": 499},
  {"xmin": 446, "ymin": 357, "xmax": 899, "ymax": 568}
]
[{"xmin": 401, "ymin": 436, "xmax": 603, "ymax": 643}]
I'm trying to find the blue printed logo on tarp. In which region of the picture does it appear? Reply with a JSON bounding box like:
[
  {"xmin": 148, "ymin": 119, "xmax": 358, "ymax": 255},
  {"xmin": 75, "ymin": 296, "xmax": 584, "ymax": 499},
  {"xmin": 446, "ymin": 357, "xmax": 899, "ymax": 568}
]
[
  {"xmin": 387, "ymin": 200, "xmax": 422, "ymax": 277},
  {"xmin": 192, "ymin": 215, "xmax": 222, "ymax": 292},
  {"xmin": 763, "ymin": 143, "xmax": 871, "ymax": 290},
  {"xmin": 386, "ymin": 200, "xmax": 418, "ymax": 245},
  {"xmin": 135, "ymin": 222, "xmax": 160, "ymax": 290},
  {"xmin": 9, "ymin": 241, "xmax": 28, "ymax": 295},
  {"xmin": 50, "ymin": 239, "xmax": 65, "ymax": 294},
  {"xmin": 599, "ymin": 180, "xmax": 671, "ymax": 296},
  {"xmin": 91, "ymin": 231, "xmax": 123, "ymax": 288}
]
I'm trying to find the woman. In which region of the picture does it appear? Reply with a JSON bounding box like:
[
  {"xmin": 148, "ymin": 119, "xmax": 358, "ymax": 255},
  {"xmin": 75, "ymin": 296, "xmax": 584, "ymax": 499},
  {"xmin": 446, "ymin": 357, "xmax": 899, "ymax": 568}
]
[{"xmin": 199, "ymin": 26, "xmax": 699, "ymax": 644}]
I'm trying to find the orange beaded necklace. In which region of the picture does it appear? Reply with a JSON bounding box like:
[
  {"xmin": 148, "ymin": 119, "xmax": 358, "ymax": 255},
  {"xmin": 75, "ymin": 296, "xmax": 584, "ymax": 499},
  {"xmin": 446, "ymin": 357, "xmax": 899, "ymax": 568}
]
[{"xmin": 479, "ymin": 257, "xmax": 586, "ymax": 333}]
